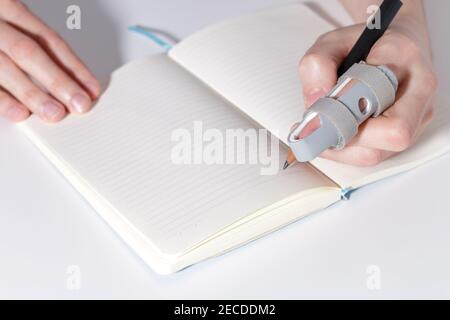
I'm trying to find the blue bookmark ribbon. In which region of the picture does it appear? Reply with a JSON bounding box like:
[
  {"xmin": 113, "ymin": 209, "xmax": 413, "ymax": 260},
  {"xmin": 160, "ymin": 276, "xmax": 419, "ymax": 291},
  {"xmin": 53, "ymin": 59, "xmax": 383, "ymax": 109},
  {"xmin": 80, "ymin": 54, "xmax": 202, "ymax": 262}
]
[
  {"xmin": 128, "ymin": 25, "xmax": 173, "ymax": 52},
  {"xmin": 340, "ymin": 187, "xmax": 354, "ymax": 200}
]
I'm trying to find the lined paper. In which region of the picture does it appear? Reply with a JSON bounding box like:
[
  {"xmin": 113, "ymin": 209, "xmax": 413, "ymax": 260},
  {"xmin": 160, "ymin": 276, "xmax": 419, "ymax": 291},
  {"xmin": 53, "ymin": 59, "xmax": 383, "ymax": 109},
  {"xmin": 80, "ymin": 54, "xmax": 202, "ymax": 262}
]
[
  {"xmin": 23, "ymin": 55, "xmax": 336, "ymax": 255},
  {"xmin": 169, "ymin": 5, "xmax": 334, "ymax": 144},
  {"xmin": 170, "ymin": 4, "xmax": 450, "ymax": 190}
]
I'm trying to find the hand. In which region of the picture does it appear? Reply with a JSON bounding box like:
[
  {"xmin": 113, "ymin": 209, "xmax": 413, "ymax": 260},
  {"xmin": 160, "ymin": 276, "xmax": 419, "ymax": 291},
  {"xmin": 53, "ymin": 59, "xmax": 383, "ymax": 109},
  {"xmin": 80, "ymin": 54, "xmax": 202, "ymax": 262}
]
[
  {"xmin": 298, "ymin": 21, "xmax": 438, "ymax": 166},
  {"xmin": 0, "ymin": 0, "xmax": 100, "ymax": 123}
]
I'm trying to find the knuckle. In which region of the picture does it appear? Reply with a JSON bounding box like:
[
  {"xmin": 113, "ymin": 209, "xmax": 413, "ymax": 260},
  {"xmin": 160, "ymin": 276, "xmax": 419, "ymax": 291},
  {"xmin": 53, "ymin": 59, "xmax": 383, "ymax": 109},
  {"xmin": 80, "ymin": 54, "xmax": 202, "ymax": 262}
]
[
  {"xmin": 423, "ymin": 70, "xmax": 439, "ymax": 92},
  {"xmin": 371, "ymin": 34, "xmax": 420, "ymax": 64},
  {"xmin": 357, "ymin": 149, "xmax": 383, "ymax": 167},
  {"xmin": 371, "ymin": 41, "xmax": 398, "ymax": 62},
  {"xmin": 22, "ymin": 88, "xmax": 41, "ymax": 106},
  {"xmin": 0, "ymin": 50, "xmax": 12, "ymax": 67},
  {"xmin": 387, "ymin": 119, "xmax": 414, "ymax": 151},
  {"xmin": 373, "ymin": 35, "xmax": 396, "ymax": 52},
  {"xmin": 399, "ymin": 35, "xmax": 421, "ymax": 57},
  {"xmin": 316, "ymin": 31, "xmax": 334, "ymax": 43},
  {"xmin": 415, "ymin": 69, "xmax": 439, "ymax": 99},
  {"xmin": 9, "ymin": 37, "xmax": 39, "ymax": 61},
  {"xmin": 299, "ymin": 52, "xmax": 325, "ymax": 74}
]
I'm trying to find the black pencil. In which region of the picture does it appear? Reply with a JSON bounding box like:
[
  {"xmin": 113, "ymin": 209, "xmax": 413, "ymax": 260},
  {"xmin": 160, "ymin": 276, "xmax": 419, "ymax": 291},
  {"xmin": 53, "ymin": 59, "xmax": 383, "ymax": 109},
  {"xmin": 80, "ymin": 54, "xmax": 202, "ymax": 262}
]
[
  {"xmin": 337, "ymin": 0, "xmax": 403, "ymax": 76},
  {"xmin": 284, "ymin": 0, "xmax": 403, "ymax": 169}
]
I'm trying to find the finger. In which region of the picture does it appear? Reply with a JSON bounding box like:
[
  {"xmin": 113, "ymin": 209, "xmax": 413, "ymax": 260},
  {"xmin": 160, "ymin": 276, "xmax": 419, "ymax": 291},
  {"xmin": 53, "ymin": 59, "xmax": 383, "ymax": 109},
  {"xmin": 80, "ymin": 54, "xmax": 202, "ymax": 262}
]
[
  {"xmin": 0, "ymin": 87, "xmax": 29, "ymax": 122},
  {"xmin": 345, "ymin": 66, "xmax": 437, "ymax": 152},
  {"xmin": 0, "ymin": 0, "xmax": 101, "ymax": 98},
  {"xmin": 299, "ymin": 25, "xmax": 364, "ymax": 107},
  {"xmin": 318, "ymin": 108, "xmax": 433, "ymax": 167},
  {"xmin": 0, "ymin": 21, "xmax": 93, "ymax": 114},
  {"xmin": 320, "ymin": 146, "xmax": 395, "ymax": 167},
  {"xmin": 0, "ymin": 51, "xmax": 66, "ymax": 122},
  {"xmin": 318, "ymin": 103, "xmax": 433, "ymax": 167},
  {"xmin": 348, "ymin": 103, "xmax": 433, "ymax": 152}
]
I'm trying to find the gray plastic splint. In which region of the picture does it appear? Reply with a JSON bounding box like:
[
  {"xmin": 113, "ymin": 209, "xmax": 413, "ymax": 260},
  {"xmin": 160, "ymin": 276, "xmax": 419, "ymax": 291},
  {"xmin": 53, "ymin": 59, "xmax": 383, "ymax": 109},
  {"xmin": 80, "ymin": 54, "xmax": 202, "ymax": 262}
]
[{"xmin": 288, "ymin": 62, "xmax": 398, "ymax": 162}]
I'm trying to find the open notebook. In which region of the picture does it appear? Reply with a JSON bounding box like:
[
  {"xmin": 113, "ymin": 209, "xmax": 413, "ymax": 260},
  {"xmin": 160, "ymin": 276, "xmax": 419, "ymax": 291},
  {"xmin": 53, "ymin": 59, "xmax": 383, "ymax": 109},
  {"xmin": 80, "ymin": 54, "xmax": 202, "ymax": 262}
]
[{"xmin": 19, "ymin": 5, "xmax": 450, "ymax": 274}]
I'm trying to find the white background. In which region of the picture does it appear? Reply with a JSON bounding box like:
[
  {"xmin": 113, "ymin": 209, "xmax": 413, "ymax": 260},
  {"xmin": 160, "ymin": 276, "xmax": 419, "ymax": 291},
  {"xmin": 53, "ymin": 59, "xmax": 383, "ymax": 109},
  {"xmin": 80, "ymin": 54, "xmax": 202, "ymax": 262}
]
[{"xmin": 0, "ymin": 0, "xmax": 449, "ymax": 299}]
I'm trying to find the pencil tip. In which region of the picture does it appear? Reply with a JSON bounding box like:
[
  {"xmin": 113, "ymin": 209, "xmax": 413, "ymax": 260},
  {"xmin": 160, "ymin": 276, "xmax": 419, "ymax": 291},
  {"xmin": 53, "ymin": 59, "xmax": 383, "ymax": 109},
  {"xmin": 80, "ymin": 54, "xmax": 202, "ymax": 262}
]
[{"xmin": 283, "ymin": 161, "xmax": 290, "ymax": 170}]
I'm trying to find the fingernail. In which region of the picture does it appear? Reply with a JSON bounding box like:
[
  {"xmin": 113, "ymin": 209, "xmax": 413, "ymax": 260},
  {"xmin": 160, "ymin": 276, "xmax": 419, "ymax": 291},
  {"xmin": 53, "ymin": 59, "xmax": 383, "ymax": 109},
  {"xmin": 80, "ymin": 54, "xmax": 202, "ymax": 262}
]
[
  {"xmin": 71, "ymin": 93, "xmax": 91, "ymax": 114},
  {"xmin": 305, "ymin": 88, "xmax": 327, "ymax": 107},
  {"xmin": 42, "ymin": 101, "xmax": 63, "ymax": 121}
]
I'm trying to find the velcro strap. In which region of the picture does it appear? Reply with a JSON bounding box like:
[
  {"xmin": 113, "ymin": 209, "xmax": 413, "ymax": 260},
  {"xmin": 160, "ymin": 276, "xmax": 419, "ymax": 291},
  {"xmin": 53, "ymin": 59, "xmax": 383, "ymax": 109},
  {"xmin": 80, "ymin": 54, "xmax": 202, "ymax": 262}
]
[
  {"xmin": 305, "ymin": 97, "xmax": 358, "ymax": 149},
  {"xmin": 342, "ymin": 63, "xmax": 396, "ymax": 116}
]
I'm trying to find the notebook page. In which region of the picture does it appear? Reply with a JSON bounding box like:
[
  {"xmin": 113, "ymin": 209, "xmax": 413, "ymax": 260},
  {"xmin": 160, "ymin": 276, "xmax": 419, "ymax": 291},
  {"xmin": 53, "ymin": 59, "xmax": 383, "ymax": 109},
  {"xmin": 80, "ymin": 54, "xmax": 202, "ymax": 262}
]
[
  {"xmin": 311, "ymin": 96, "xmax": 450, "ymax": 189},
  {"xmin": 169, "ymin": 4, "xmax": 450, "ymax": 190},
  {"xmin": 21, "ymin": 55, "xmax": 336, "ymax": 255},
  {"xmin": 169, "ymin": 4, "xmax": 334, "ymax": 145}
]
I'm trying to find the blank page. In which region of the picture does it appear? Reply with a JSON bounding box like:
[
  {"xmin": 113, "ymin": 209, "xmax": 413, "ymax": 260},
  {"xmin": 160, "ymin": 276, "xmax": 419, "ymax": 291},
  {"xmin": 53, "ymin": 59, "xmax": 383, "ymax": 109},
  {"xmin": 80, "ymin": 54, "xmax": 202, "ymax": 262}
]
[
  {"xmin": 21, "ymin": 55, "xmax": 336, "ymax": 256},
  {"xmin": 169, "ymin": 4, "xmax": 334, "ymax": 144}
]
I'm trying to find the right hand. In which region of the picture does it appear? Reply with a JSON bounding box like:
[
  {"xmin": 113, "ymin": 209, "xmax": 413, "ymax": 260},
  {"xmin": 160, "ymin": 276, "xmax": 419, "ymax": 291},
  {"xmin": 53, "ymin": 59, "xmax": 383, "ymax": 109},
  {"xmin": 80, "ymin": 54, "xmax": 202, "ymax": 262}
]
[
  {"xmin": 298, "ymin": 21, "xmax": 437, "ymax": 167},
  {"xmin": 0, "ymin": 0, "xmax": 100, "ymax": 123}
]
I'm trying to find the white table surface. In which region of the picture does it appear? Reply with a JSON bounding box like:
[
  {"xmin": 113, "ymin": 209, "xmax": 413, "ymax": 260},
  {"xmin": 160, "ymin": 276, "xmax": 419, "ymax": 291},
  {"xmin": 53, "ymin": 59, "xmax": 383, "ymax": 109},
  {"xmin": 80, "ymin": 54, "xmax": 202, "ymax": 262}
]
[{"xmin": 1, "ymin": 0, "xmax": 449, "ymax": 299}]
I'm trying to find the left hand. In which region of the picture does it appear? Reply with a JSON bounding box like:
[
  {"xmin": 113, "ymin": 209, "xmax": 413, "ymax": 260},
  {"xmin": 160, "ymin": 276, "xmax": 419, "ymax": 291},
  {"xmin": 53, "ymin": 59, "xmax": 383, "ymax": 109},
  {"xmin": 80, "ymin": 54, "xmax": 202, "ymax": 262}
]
[{"xmin": 0, "ymin": 0, "xmax": 100, "ymax": 123}]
